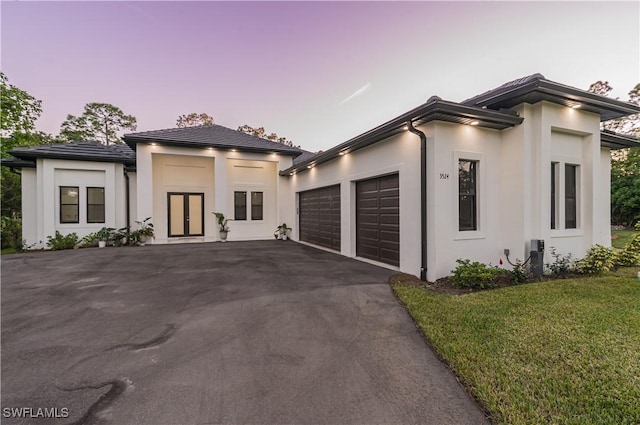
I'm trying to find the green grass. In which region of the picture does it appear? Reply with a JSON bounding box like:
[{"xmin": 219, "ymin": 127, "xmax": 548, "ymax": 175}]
[
  {"xmin": 612, "ymin": 230, "xmax": 637, "ymax": 249},
  {"xmin": 1, "ymin": 247, "xmax": 17, "ymax": 255},
  {"xmin": 392, "ymin": 269, "xmax": 640, "ymax": 425}
]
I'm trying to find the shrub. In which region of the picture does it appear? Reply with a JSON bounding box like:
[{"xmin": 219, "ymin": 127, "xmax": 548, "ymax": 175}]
[
  {"xmin": 46, "ymin": 231, "xmax": 79, "ymax": 251},
  {"xmin": 573, "ymin": 244, "xmax": 615, "ymax": 275},
  {"xmin": 546, "ymin": 247, "xmax": 573, "ymax": 277},
  {"xmin": 613, "ymin": 249, "xmax": 640, "ymax": 267},
  {"xmin": 451, "ymin": 259, "xmax": 502, "ymax": 289},
  {"xmin": 509, "ymin": 259, "xmax": 531, "ymax": 284},
  {"xmin": 79, "ymin": 232, "xmax": 100, "ymax": 248},
  {"xmin": 625, "ymin": 232, "xmax": 640, "ymax": 253},
  {"xmin": 1, "ymin": 216, "xmax": 22, "ymax": 250}
]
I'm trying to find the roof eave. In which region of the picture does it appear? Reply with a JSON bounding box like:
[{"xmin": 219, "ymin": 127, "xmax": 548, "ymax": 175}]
[
  {"xmin": 0, "ymin": 158, "xmax": 36, "ymax": 169},
  {"xmin": 10, "ymin": 152, "xmax": 135, "ymax": 165},
  {"xmin": 123, "ymin": 136, "xmax": 301, "ymax": 156},
  {"xmin": 471, "ymin": 79, "xmax": 640, "ymax": 122},
  {"xmin": 280, "ymin": 101, "xmax": 523, "ymax": 176},
  {"xmin": 601, "ymin": 131, "xmax": 640, "ymax": 149}
]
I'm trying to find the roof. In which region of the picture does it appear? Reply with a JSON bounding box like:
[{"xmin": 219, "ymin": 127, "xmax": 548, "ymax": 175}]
[
  {"xmin": 600, "ymin": 130, "xmax": 640, "ymax": 149},
  {"xmin": 281, "ymin": 97, "xmax": 524, "ymax": 175},
  {"xmin": 292, "ymin": 149, "xmax": 317, "ymax": 165},
  {"xmin": 5, "ymin": 141, "xmax": 135, "ymax": 167},
  {"xmin": 123, "ymin": 124, "xmax": 303, "ymax": 155},
  {"xmin": 463, "ymin": 73, "xmax": 640, "ymax": 121}
]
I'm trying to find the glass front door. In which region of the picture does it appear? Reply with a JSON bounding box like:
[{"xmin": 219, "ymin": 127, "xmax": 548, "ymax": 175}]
[{"xmin": 168, "ymin": 193, "xmax": 204, "ymax": 237}]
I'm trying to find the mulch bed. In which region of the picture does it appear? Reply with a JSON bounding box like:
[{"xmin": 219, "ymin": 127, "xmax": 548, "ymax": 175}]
[{"xmin": 390, "ymin": 272, "xmax": 567, "ymax": 295}]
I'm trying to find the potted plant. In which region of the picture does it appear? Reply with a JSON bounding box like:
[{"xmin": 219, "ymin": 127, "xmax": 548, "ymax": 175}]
[
  {"xmin": 96, "ymin": 227, "xmax": 114, "ymax": 248},
  {"xmin": 213, "ymin": 212, "xmax": 231, "ymax": 242},
  {"xmin": 135, "ymin": 217, "xmax": 154, "ymax": 246},
  {"xmin": 274, "ymin": 223, "xmax": 292, "ymax": 240}
]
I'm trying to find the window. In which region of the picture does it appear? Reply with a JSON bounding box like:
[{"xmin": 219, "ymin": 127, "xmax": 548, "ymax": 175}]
[
  {"xmin": 565, "ymin": 164, "xmax": 578, "ymax": 229},
  {"xmin": 60, "ymin": 186, "xmax": 79, "ymax": 223},
  {"xmin": 551, "ymin": 162, "xmax": 559, "ymax": 229},
  {"xmin": 458, "ymin": 159, "xmax": 477, "ymax": 231},
  {"xmin": 234, "ymin": 190, "xmax": 264, "ymax": 221},
  {"xmin": 87, "ymin": 187, "xmax": 105, "ymax": 223},
  {"xmin": 251, "ymin": 192, "xmax": 263, "ymax": 221},
  {"xmin": 234, "ymin": 191, "xmax": 247, "ymax": 220},
  {"xmin": 550, "ymin": 162, "xmax": 579, "ymax": 230}
]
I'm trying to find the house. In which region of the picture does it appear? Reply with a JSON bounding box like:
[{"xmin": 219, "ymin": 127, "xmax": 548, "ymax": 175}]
[{"xmin": 4, "ymin": 74, "xmax": 640, "ymax": 281}]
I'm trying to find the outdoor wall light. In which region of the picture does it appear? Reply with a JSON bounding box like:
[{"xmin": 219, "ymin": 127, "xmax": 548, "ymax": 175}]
[
  {"xmin": 338, "ymin": 151, "xmax": 346, "ymax": 156},
  {"xmin": 470, "ymin": 121, "xmax": 480, "ymax": 126},
  {"xmin": 307, "ymin": 164, "xmax": 314, "ymax": 169},
  {"xmin": 150, "ymin": 143, "xmax": 157, "ymax": 146},
  {"xmin": 571, "ymin": 104, "xmax": 581, "ymax": 109}
]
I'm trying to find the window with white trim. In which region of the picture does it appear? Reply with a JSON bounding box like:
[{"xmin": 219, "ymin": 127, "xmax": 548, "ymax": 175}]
[
  {"xmin": 458, "ymin": 159, "xmax": 478, "ymax": 231},
  {"xmin": 550, "ymin": 162, "xmax": 579, "ymax": 230},
  {"xmin": 234, "ymin": 190, "xmax": 264, "ymax": 221}
]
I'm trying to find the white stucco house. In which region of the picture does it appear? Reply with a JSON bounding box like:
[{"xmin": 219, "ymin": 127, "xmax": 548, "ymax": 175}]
[{"xmin": 4, "ymin": 74, "xmax": 640, "ymax": 281}]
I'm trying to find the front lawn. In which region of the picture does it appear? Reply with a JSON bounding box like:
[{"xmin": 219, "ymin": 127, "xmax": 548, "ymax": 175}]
[
  {"xmin": 392, "ymin": 269, "xmax": 640, "ymax": 425},
  {"xmin": 612, "ymin": 229, "xmax": 637, "ymax": 249}
]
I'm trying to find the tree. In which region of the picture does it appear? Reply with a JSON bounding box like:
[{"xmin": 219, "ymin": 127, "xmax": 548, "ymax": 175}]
[
  {"xmin": 0, "ymin": 74, "xmax": 61, "ymax": 219},
  {"xmin": 176, "ymin": 113, "xmax": 214, "ymax": 128},
  {"xmin": 0, "ymin": 72, "xmax": 42, "ymax": 135},
  {"xmin": 588, "ymin": 81, "xmax": 640, "ymax": 137},
  {"xmin": 236, "ymin": 124, "xmax": 298, "ymax": 148},
  {"xmin": 589, "ymin": 81, "xmax": 640, "ymax": 226},
  {"xmin": 60, "ymin": 103, "xmax": 137, "ymax": 145},
  {"xmin": 611, "ymin": 147, "xmax": 640, "ymax": 226}
]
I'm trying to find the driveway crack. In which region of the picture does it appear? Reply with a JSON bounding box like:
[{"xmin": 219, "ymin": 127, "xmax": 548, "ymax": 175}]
[
  {"xmin": 57, "ymin": 379, "xmax": 129, "ymax": 425},
  {"xmin": 106, "ymin": 324, "xmax": 177, "ymax": 352}
]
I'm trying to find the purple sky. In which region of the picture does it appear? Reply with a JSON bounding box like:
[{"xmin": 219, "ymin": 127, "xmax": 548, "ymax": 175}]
[{"xmin": 2, "ymin": 1, "xmax": 639, "ymax": 153}]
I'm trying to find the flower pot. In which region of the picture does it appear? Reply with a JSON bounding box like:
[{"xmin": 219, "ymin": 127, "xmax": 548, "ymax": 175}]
[
  {"xmin": 219, "ymin": 231, "xmax": 228, "ymax": 242},
  {"xmin": 282, "ymin": 234, "xmax": 288, "ymax": 241},
  {"xmin": 139, "ymin": 235, "xmax": 147, "ymax": 246},
  {"xmin": 98, "ymin": 240, "xmax": 107, "ymax": 248}
]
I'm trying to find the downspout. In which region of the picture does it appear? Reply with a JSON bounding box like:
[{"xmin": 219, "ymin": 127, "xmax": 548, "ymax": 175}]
[
  {"xmin": 124, "ymin": 169, "xmax": 131, "ymax": 241},
  {"xmin": 407, "ymin": 121, "xmax": 427, "ymax": 281}
]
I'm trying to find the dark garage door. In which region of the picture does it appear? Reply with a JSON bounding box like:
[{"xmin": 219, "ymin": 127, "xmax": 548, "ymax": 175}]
[
  {"xmin": 356, "ymin": 174, "xmax": 400, "ymax": 266},
  {"xmin": 299, "ymin": 185, "xmax": 341, "ymax": 251}
]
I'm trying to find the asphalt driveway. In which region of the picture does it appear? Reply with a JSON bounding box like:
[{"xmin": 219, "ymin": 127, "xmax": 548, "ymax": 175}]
[{"xmin": 2, "ymin": 241, "xmax": 489, "ymax": 424}]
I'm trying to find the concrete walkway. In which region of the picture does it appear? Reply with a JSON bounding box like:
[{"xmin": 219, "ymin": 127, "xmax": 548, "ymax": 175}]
[{"xmin": 1, "ymin": 241, "xmax": 489, "ymax": 424}]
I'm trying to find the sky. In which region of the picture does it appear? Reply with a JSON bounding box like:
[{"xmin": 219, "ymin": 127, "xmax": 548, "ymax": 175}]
[{"xmin": 2, "ymin": 1, "xmax": 639, "ymax": 153}]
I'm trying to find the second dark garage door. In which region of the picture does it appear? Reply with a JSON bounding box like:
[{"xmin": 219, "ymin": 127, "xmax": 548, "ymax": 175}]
[
  {"xmin": 299, "ymin": 185, "xmax": 341, "ymax": 251},
  {"xmin": 356, "ymin": 174, "xmax": 400, "ymax": 266}
]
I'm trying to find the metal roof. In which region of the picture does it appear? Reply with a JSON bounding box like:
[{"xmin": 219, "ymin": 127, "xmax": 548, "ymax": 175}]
[{"xmin": 123, "ymin": 124, "xmax": 303, "ymax": 155}]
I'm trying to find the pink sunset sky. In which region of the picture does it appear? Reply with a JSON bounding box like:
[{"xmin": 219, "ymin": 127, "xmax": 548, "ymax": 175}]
[{"xmin": 2, "ymin": 1, "xmax": 638, "ymax": 153}]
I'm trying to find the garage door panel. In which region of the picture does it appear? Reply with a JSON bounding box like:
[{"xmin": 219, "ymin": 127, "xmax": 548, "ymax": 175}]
[
  {"xmin": 379, "ymin": 175, "xmax": 399, "ymax": 190},
  {"xmin": 356, "ymin": 174, "xmax": 399, "ymax": 266},
  {"xmin": 299, "ymin": 185, "xmax": 341, "ymax": 251}
]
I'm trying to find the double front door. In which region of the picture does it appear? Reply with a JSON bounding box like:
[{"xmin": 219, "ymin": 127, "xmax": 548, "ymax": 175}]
[{"xmin": 168, "ymin": 193, "xmax": 204, "ymax": 237}]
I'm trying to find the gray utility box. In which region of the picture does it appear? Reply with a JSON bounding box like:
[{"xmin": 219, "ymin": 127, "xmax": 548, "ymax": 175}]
[{"xmin": 530, "ymin": 239, "xmax": 545, "ymax": 277}]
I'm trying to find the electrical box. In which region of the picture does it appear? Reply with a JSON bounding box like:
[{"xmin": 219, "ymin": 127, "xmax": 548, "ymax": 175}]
[{"xmin": 530, "ymin": 239, "xmax": 545, "ymax": 277}]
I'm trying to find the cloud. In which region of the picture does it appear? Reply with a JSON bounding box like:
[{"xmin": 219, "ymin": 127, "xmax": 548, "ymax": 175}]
[{"xmin": 340, "ymin": 82, "xmax": 371, "ymax": 105}]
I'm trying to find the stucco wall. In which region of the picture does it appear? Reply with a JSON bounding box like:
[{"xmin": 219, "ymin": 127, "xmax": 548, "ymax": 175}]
[
  {"xmin": 28, "ymin": 159, "xmax": 127, "ymax": 247},
  {"xmin": 226, "ymin": 159, "xmax": 278, "ymax": 240},
  {"xmin": 287, "ymin": 128, "xmax": 424, "ymax": 275},
  {"xmin": 136, "ymin": 143, "xmax": 293, "ymax": 244},
  {"xmin": 21, "ymin": 168, "xmax": 38, "ymax": 246},
  {"xmin": 428, "ymin": 122, "xmax": 504, "ymax": 280},
  {"xmin": 151, "ymin": 153, "xmax": 215, "ymax": 243}
]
